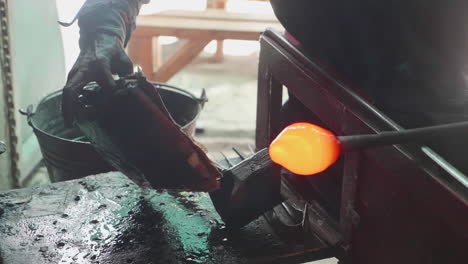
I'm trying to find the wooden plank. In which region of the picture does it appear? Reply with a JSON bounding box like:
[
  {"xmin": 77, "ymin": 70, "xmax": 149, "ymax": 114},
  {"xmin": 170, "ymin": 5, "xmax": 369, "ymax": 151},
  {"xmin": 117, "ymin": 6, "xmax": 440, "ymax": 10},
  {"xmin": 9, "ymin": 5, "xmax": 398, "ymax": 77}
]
[
  {"xmin": 153, "ymin": 39, "xmax": 212, "ymax": 82},
  {"xmin": 150, "ymin": 10, "xmax": 280, "ymax": 23},
  {"xmin": 135, "ymin": 16, "xmax": 283, "ymax": 39},
  {"xmin": 136, "ymin": 15, "xmax": 282, "ymax": 33},
  {"xmin": 134, "ymin": 26, "xmax": 265, "ymax": 41}
]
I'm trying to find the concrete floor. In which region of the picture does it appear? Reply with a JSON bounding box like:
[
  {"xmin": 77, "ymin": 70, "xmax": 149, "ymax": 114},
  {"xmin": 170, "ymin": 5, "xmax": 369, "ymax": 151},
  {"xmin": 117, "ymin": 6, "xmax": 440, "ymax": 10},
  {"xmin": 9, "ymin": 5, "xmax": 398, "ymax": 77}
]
[{"xmin": 167, "ymin": 43, "xmax": 259, "ymax": 160}]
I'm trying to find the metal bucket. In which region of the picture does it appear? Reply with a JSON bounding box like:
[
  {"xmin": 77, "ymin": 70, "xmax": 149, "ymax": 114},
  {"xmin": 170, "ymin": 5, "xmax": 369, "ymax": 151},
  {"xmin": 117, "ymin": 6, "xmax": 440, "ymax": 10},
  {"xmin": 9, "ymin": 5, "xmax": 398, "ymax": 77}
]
[{"xmin": 23, "ymin": 83, "xmax": 207, "ymax": 183}]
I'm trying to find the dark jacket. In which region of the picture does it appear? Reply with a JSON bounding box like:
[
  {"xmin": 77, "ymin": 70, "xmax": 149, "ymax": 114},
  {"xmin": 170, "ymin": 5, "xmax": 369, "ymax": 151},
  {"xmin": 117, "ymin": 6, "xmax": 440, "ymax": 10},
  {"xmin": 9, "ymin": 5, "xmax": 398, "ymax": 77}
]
[{"xmin": 63, "ymin": 0, "xmax": 150, "ymax": 45}]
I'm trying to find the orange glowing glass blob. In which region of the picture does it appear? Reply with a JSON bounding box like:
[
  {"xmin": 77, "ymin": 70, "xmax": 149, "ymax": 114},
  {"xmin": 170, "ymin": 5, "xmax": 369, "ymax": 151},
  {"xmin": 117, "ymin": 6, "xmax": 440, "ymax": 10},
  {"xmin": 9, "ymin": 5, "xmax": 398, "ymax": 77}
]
[{"xmin": 269, "ymin": 122, "xmax": 342, "ymax": 175}]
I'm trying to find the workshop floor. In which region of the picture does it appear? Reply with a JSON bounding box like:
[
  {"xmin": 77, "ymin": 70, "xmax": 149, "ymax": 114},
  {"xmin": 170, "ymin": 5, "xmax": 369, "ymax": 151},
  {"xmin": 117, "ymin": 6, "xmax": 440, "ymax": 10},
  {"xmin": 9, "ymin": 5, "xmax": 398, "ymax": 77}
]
[{"xmin": 168, "ymin": 40, "xmax": 260, "ymax": 159}]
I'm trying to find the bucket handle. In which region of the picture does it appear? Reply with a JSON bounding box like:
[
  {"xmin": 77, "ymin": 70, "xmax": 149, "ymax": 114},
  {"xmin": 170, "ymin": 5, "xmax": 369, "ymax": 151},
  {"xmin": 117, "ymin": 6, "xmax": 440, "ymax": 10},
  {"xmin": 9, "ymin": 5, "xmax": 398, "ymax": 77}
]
[
  {"xmin": 197, "ymin": 88, "xmax": 208, "ymax": 109},
  {"xmin": 19, "ymin": 104, "xmax": 35, "ymax": 126},
  {"xmin": 0, "ymin": 141, "xmax": 6, "ymax": 155}
]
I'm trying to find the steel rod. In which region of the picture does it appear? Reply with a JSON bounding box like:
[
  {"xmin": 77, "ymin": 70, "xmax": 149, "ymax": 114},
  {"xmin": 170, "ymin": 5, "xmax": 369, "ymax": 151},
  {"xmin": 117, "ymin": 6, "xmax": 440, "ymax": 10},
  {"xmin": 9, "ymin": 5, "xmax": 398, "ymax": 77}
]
[{"xmin": 339, "ymin": 121, "xmax": 468, "ymax": 152}]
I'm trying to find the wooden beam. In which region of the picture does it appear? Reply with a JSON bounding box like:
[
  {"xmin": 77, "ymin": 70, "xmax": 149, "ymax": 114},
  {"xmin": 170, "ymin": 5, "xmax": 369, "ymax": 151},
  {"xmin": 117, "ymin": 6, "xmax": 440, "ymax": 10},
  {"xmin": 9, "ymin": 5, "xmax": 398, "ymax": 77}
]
[
  {"xmin": 213, "ymin": 40, "xmax": 225, "ymax": 63},
  {"xmin": 133, "ymin": 27, "xmax": 262, "ymax": 41},
  {"xmin": 150, "ymin": 10, "xmax": 279, "ymax": 23},
  {"xmin": 207, "ymin": 0, "xmax": 227, "ymax": 9},
  {"xmin": 134, "ymin": 15, "xmax": 283, "ymax": 40},
  {"xmin": 153, "ymin": 36, "xmax": 162, "ymax": 69},
  {"xmin": 153, "ymin": 39, "xmax": 212, "ymax": 83},
  {"xmin": 207, "ymin": 0, "xmax": 227, "ymax": 63}
]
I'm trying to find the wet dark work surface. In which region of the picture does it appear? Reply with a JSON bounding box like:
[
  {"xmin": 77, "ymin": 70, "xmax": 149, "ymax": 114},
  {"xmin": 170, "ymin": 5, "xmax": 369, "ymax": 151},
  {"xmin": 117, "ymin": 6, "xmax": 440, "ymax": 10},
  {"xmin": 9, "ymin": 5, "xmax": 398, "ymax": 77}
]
[{"xmin": 0, "ymin": 172, "xmax": 306, "ymax": 264}]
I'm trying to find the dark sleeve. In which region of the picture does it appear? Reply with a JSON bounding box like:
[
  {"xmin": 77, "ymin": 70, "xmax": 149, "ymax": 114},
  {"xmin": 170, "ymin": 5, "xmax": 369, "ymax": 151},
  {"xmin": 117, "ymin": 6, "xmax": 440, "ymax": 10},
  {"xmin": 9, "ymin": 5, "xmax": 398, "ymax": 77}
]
[{"xmin": 61, "ymin": 0, "xmax": 150, "ymax": 46}]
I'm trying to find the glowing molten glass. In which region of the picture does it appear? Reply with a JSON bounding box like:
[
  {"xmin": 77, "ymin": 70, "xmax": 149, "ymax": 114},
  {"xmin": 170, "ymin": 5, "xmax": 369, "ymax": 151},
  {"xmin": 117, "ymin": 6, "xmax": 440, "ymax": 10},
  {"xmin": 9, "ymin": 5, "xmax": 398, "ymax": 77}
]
[{"xmin": 269, "ymin": 123, "xmax": 342, "ymax": 175}]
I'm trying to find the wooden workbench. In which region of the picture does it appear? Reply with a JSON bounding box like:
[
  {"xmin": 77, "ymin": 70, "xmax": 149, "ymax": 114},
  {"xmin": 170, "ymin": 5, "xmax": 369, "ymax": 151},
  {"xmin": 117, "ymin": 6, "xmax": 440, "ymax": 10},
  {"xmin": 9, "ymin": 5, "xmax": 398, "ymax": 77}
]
[{"xmin": 128, "ymin": 10, "xmax": 283, "ymax": 82}]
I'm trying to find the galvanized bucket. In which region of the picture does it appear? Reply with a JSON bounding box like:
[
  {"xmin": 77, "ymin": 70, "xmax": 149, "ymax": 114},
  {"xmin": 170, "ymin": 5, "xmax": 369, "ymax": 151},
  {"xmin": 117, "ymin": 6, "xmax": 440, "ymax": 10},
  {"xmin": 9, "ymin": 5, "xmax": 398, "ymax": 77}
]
[{"xmin": 22, "ymin": 83, "xmax": 207, "ymax": 183}]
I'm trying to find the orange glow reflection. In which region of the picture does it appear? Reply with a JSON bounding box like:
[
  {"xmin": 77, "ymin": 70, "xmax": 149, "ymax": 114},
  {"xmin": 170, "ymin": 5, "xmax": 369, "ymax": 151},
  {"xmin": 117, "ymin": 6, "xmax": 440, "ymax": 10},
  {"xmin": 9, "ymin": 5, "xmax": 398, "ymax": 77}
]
[{"xmin": 269, "ymin": 123, "xmax": 342, "ymax": 175}]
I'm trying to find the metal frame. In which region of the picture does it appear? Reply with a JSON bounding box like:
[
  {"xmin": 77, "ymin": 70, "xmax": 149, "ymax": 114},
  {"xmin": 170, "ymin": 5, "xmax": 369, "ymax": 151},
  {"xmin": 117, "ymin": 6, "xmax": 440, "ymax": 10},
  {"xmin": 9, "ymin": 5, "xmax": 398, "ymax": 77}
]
[{"xmin": 255, "ymin": 29, "xmax": 468, "ymax": 263}]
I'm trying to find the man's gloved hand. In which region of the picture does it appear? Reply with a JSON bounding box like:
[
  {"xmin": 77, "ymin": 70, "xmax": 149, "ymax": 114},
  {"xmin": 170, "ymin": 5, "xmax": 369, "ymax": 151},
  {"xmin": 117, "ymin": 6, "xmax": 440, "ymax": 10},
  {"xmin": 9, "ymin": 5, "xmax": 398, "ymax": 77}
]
[
  {"xmin": 62, "ymin": 33, "xmax": 133, "ymax": 127},
  {"xmin": 61, "ymin": 0, "xmax": 146, "ymax": 127}
]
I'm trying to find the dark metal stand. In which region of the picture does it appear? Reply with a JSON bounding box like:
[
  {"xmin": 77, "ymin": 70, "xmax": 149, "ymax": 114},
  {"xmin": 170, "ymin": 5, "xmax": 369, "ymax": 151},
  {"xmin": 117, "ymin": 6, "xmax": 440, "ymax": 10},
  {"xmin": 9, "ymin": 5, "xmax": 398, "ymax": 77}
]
[{"xmin": 256, "ymin": 29, "xmax": 468, "ymax": 264}]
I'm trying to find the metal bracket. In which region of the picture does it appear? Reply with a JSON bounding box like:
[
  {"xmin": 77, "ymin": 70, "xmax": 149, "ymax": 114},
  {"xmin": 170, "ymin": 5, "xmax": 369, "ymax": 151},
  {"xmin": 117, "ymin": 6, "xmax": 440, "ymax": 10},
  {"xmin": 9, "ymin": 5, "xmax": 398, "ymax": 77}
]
[
  {"xmin": 18, "ymin": 104, "xmax": 35, "ymax": 126},
  {"xmin": 198, "ymin": 88, "xmax": 208, "ymax": 109}
]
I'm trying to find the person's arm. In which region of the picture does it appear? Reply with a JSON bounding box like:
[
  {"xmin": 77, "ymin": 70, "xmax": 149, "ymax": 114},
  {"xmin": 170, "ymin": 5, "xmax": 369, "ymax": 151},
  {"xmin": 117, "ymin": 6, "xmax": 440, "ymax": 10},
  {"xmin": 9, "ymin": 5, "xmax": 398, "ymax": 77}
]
[
  {"xmin": 68, "ymin": 0, "xmax": 150, "ymax": 46},
  {"xmin": 61, "ymin": 0, "xmax": 150, "ymax": 127}
]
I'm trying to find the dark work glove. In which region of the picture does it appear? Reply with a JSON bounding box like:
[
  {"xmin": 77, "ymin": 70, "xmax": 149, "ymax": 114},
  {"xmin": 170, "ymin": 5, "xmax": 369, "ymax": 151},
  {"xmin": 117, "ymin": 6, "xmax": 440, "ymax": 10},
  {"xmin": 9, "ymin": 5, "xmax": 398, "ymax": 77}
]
[
  {"xmin": 62, "ymin": 34, "xmax": 133, "ymax": 127},
  {"xmin": 61, "ymin": 1, "xmax": 143, "ymax": 127}
]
